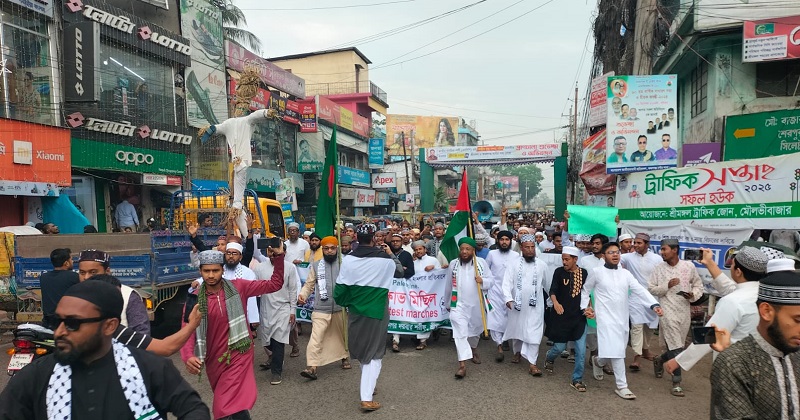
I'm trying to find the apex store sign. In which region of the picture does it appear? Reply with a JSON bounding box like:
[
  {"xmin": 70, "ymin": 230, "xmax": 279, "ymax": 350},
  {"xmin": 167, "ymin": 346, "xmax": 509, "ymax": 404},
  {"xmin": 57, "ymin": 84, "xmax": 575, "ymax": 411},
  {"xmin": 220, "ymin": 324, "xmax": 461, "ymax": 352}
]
[
  {"xmin": 63, "ymin": 0, "xmax": 191, "ymax": 65},
  {"xmin": 66, "ymin": 112, "xmax": 194, "ymax": 145}
]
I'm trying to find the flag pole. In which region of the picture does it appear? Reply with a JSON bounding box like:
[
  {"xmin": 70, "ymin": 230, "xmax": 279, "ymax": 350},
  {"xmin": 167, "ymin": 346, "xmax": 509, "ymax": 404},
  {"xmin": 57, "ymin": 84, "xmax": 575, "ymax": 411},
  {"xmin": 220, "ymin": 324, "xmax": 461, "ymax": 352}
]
[
  {"xmin": 464, "ymin": 168, "xmax": 489, "ymax": 337},
  {"xmin": 330, "ymin": 128, "xmax": 348, "ymax": 352}
]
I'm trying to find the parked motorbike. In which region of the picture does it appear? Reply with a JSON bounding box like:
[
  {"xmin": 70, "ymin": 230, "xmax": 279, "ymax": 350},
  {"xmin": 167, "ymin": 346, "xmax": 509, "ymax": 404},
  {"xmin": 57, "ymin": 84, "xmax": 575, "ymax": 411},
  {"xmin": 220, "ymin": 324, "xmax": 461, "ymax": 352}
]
[{"xmin": 6, "ymin": 323, "xmax": 54, "ymax": 376}]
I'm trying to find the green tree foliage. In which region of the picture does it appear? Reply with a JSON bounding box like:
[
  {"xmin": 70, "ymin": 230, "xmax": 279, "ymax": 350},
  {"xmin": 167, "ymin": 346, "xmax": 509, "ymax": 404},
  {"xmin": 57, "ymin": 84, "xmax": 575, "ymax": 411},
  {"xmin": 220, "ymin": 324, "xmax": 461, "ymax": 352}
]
[
  {"xmin": 211, "ymin": 0, "xmax": 263, "ymax": 54},
  {"xmin": 433, "ymin": 186, "xmax": 449, "ymax": 213}
]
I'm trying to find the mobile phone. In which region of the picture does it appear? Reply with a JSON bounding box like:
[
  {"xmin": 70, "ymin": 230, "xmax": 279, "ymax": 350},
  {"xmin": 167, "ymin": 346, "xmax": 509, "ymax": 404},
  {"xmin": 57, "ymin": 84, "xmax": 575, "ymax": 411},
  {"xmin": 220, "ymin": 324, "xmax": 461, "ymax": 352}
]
[
  {"xmin": 257, "ymin": 236, "xmax": 283, "ymax": 250},
  {"xmin": 692, "ymin": 326, "xmax": 716, "ymax": 345},
  {"xmin": 683, "ymin": 249, "xmax": 702, "ymax": 260}
]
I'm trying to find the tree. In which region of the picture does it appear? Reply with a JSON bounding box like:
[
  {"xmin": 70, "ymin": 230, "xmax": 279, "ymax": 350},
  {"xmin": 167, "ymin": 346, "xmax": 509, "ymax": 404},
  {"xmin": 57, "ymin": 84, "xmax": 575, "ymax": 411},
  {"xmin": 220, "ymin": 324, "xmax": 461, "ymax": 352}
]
[
  {"xmin": 433, "ymin": 186, "xmax": 449, "ymax": 213},
  {"xmin": 492, "ymin": 164, "xmax": 544, "ymax": 207},
  {"xmin": 211, "ymin": 0, "xmax": 262, "ymax": 54}
]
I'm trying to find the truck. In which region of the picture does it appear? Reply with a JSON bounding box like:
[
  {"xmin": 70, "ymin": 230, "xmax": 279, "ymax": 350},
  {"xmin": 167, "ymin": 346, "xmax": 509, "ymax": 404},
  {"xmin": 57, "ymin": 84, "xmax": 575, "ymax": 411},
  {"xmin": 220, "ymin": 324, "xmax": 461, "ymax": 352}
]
[{"xmin": 0, "ymin": 189, "xmax": 285, "ymax": 336}]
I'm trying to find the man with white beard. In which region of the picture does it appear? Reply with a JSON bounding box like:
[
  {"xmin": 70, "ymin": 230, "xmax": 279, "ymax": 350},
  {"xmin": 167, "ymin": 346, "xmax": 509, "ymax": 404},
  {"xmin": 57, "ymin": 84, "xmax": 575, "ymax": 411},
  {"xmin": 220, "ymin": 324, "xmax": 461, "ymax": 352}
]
[
  {"xmin": 502, "ymin": 234, "xmax": 549, "ymax": 376},
  {"xmin": 446, "ymin": 237, "xmax": 494, "ymax": 379},
  {"xmin": 485, "ymin": 230, "xmax": 519, "ymax": 362}
]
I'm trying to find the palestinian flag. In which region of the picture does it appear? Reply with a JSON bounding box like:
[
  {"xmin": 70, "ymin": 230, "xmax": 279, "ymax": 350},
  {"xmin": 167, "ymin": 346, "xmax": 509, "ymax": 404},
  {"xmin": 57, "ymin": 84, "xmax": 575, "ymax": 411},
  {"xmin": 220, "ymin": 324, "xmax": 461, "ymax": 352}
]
[
  {"xmin": 314, "ymin": 126, "xmax": 338, "ymax": 237},
  {"xmin": 439, "ymin": 169, "xmax": 472, "ymax": 263}
]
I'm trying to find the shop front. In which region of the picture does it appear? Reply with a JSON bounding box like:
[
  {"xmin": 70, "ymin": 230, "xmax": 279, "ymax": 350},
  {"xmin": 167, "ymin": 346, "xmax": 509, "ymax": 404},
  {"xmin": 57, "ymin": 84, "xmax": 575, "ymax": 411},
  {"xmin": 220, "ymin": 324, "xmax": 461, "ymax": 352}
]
[
  {"xmin": 60, "ymin": 0, "xmax": 193, "ymax": 232},
  {"xmin": 70, "ymin": 138, "xmax": 186, "ymax": 232},
  {"xmin": 338, "ymin": 166, "xmax": 372, "ymax": 216},
  {"xmin": 0, "ymin": 119, "xmax": 71, "ymax": 226}
]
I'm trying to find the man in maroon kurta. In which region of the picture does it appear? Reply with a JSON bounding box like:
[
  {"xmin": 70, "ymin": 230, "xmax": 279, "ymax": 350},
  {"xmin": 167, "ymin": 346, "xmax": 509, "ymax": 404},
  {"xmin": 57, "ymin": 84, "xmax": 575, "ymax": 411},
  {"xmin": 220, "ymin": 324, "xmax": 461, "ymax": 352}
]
[{"xmin": 182, "ymin": 246, "xmax": 286, "ymax": 419}]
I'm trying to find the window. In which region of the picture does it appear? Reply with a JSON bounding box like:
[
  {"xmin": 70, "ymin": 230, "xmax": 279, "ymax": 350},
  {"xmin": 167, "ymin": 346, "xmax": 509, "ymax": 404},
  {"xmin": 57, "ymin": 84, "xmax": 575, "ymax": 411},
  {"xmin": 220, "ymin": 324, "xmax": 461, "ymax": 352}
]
[
  {"xmin": 98, "ymin": 42, "xmax": 176, "ymax": 125},
  {"xmin": 690, "ymin": 60, "xmax": 708, "ymax": 117},
  {"xmin": 0, "ymin": 3, "xmax": 56, "ymax": 125},
  {"xmin": 756, "ymin": 61, "xmax": 800, "ymax": 98},
  {"xmin": 138, "ymin": 0, "xmax": 169, "ymax": 9}
]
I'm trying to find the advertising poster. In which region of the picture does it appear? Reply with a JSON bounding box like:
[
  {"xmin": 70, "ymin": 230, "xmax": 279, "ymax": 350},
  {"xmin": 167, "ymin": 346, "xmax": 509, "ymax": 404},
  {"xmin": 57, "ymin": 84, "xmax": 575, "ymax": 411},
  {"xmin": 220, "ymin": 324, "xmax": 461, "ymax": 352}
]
[
  {"xmin": 606, "ymin": 75, "xmax": 679, "ymax": 174},
  {"xmin": 615, "ymin": 152, "xmax": 800, "ymax": 229},
  {"xmin": 496, "ymin": 176, "xmax": 519, "ymax": 192},
  {"xmin": 682, "ymin": 143, "xmax": 721, "ymax": 167},
  {"xmin": 276, "ymin": 178, "xmax": 298, "ymax": 211},
  {"xmin": 369, "ymin": 138, "xmax": 385, "ymax": 168},
  {"xmin": 426, "ymin": 144, "xmax": 561, "ymax": 166},
  {"xmin": 180, "ymin": 0, "xmax": 228, "ymax": 127},
  {"xmin": 296, "ymin": 132, "xmax": 324, "ymax": 173},
  {"xmin": 589, "ymin": 72, "xmax": 614, "ymax": 128},
  {"xmin": 743, "ymin": 16, "xmax": 800, "ymax": 63},
  {"xmin": 385, "ymin": 115, "xmax": 459, "ymax": 156},
  {"xmin": 579, "ymin": 129, "xmax": 617, "ymax": 196}
]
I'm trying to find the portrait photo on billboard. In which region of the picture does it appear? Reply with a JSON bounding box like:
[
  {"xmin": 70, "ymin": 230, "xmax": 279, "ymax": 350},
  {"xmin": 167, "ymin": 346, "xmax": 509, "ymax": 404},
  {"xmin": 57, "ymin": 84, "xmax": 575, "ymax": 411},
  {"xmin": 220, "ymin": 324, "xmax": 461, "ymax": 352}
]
[{"xmin": 605, "ymin": 75, "xmax": 679, "ymax": 174}]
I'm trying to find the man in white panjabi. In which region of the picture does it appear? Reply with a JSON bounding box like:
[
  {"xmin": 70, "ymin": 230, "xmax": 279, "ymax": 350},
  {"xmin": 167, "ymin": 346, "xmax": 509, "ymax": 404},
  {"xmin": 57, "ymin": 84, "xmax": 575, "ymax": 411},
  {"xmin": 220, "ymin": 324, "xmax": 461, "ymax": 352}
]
[
  {"xmin": 254, "ymin": 248, "xmax": 300, "ymax": 385},
  {"xmin": 619, "ymin": 233, "xmax": 662, "ymax": 370},
  {"xmin": 501, "ymin": 234, "xmax": 549, "ymax": 376},
  {"xmin": 446, "ymin": 237, "xmax": 494, "ymax": 379},
  {"xmin": 485, "ymin": 230, "xmax": 519, "ymax": 362},
  {"xmin": 284, "ymin": 222, "xmax": 310, "ymax": 265},
  {"xmin": 201, "ymin": 109, "xmax": 269, "ymax": 237},
  {"xmin": 403, "ymin": 240, "xmax": 441, "ymax": 351},
  {"xmin": 582, "ymin": 242, "xmax": 664, "ymax": 400}
]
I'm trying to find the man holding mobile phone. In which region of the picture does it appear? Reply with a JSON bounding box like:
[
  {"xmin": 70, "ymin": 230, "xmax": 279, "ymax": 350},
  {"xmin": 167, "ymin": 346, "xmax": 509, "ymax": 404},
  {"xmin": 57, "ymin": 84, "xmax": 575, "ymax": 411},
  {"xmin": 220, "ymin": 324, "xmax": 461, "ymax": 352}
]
[{"xmin": 647, "ymin": 239, "xmax": 703, "ymax": 397}]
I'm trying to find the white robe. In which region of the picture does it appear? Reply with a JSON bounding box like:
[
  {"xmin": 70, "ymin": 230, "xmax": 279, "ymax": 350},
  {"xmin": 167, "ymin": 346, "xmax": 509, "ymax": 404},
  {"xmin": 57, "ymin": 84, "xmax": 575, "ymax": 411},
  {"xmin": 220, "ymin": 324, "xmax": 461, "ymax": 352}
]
[
  {"xmin": 284, "ymin": 238, "xmax": 310, "ymax": 263},
  {"xmin": 255, "ymin": 257, "xmax": 299, "ymax": 344},
  {"xmin": 485, "ymin": 249, "xmax": 520, "ymax": 333},
  {"xmin": 580, "ymin": 265, "xmax": 658, "ymax": 359},
  {"xmin": 413, "ymin": 255, "xmax": 440, "ymax": 273},
  {"xmin": 445, "ymin": 258, "xmax": 494, "ymax": 339},
  {"xmin": 620, "ymin": 250, "xmax": 662, "ymax": 327},
  {"xmin": 501, "ymin": 257, "xmax": 548, "ymax": 345}
]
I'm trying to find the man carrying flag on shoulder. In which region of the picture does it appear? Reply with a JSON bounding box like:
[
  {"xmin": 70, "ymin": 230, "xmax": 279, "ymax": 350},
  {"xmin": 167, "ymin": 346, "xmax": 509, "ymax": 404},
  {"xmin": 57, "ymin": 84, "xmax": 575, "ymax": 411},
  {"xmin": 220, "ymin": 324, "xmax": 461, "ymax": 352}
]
[{"xmin": 441, "ymin": 170, "xmax": 495, "ymax": 379}]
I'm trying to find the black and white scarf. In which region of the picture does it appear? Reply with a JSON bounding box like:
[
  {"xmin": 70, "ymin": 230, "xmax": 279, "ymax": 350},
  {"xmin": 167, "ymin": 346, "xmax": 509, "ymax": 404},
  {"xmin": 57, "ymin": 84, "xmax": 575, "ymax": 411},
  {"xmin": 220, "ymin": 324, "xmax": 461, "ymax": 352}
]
[
  {"xmin": 46, "ymin": 339, "xmax": 161, "ymax": 420},
  {"xmin": 316, "ymin": 259, "xmax": 329, "ymax": 301},
  {"xmin": 513, "ymin": 258, "xmax": 539, "ymax": 311}
]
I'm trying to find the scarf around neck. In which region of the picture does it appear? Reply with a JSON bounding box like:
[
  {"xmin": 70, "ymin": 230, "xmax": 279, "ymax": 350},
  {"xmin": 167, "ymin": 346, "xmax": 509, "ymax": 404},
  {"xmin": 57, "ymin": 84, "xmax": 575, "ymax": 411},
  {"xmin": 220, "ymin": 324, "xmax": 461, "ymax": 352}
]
[
  {"xmin": 196, "ymin": 279, "xmax": 251, "ymax": 365},
  {"xmin": 316, "ymin": 258, "xmax": 340, "ymax": 301},
  {"xmin": 514, "ymin": 257, "xmax": 539, "ymax": 311},
  {"xmin": 47, "ymin": 339, "xmax": 161, "ymax": 420}
]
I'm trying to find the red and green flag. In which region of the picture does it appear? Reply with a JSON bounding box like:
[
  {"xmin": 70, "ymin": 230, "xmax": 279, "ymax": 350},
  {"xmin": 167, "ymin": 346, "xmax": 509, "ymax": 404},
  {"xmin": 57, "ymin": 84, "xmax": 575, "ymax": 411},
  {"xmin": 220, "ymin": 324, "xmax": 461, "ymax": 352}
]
[
  {"xmin": 315, "ymin": 126, "xmax": 338, "ymax": 237},
  {"xmin": 439, "ymin": 169, "xmax": 473, "ymax": 263}
]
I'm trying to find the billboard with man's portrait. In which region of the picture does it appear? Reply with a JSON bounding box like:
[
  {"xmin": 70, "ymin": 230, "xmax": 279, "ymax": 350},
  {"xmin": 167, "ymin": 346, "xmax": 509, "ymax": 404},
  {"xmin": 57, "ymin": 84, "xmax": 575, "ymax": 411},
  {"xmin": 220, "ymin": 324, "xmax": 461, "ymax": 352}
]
[{"xmin": 605, "ymin": 75, "xmax": 680, "ymax": 174}]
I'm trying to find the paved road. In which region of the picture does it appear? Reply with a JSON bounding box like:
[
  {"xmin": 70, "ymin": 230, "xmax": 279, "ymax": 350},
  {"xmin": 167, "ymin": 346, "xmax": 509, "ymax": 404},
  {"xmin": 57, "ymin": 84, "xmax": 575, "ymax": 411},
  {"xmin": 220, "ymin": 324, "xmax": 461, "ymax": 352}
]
[{"xmin": 0, "ymin": 330, "xmax": 712, "ymax": 419}]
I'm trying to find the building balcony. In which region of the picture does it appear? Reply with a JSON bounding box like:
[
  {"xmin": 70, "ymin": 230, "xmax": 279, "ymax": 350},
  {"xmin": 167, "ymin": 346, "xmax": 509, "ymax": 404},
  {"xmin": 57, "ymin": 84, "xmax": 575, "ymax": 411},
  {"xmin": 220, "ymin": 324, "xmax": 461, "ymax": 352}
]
[{"xmin": 306, "ymin": 80, "xmax": 389, "ymax": 109}]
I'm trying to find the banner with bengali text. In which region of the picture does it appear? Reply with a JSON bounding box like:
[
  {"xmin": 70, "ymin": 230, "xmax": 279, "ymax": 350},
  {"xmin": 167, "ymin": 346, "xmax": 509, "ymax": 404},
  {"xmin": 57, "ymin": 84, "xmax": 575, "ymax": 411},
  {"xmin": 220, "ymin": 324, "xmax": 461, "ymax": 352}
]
[{"xmin": 615, "ymin": 152, "xmax": 800, "ymax": 229}]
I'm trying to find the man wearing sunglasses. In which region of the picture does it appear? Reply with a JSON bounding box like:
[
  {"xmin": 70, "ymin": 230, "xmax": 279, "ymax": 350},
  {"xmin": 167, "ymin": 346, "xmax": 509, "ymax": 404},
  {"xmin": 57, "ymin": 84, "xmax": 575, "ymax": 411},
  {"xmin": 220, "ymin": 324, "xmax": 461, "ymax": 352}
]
[
  {"xmin": 78, "ymin": 249, "xmax": 151, "ymax": 335},
  {"xmin": 0, "ymin": 280, "xmax": 210, "ymax": 419},
  {"xmin": 654, "ymin": 133, "xmax": 678, "ymax": 161}
]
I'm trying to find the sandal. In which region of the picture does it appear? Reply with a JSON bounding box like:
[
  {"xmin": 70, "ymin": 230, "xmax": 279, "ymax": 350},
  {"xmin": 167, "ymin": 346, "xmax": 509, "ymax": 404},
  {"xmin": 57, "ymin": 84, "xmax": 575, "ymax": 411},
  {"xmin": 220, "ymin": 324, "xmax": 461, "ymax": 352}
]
[
  {"xmin": 571, "ymin": 381, "xmax": 587, "ymax": 392},
  {"xmin": 300, "ymin": 368, "xmax": 317, "ymax": 380},
  {"xmin": 654, "ymin": 358, "xmax": 664, "ymax": 378},
  {"xmin": 511, "ymin": 353, "xmax": 521, "ymax": 364},
  {"xmin": 671, "ymin": 384, "xmax": 685, "ymax": 397},
  {"xmin": 391, "ymin": 341, "xmax": 400, "ymax": 352},
  {"xmin": 615, "ymin": 388, "xmax": 636, "ymax": 400},
  {"xmin": 415, "ymin": 340, "xmax": 427, "ymax": 350},
  {"xmin": 341, "ymin": 358, "xmax": 352, "ymax": 369},
  {"xmin": 591, "ymin": 356, "xmax": 604, "ymax": 381},
  {"xmin": 629, "ymin": 355, "xmax": 641, "ymax": 371},
  {"xmin": 290, "ymin": 347, "xmax": 300, "ymax": 358},
  {"xmin": 471, "ymin": 351, "xmax": 481, "ymax": 364},
  {"xmin": 455, "ymin": 365, "xmax": 466, "ymax": 379},
  {"xmin": 529, "ymin": 365, "xmax": 543, "ymax": 377}
]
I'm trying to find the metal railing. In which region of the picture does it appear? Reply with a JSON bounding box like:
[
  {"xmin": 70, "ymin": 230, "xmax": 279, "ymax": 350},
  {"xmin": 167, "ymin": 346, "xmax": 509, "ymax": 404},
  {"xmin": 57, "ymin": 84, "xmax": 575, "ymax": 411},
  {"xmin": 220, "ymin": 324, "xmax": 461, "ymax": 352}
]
[{"xmin": 305, "ymin": 80, "xmax": 389, "ymax": 106}]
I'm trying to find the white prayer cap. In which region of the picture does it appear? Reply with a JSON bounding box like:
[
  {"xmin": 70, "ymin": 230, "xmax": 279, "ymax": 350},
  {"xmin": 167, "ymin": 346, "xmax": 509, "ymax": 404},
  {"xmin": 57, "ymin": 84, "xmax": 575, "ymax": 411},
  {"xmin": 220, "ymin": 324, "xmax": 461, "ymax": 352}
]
[
  {"xmin": 766, "ymin": 258, "xmax": 796, "ymax": 274},
  {"xmin": 562, "ymin": 246, "xmax": 580, "ymax": 257},
  {"xmin": 303, "ymin": 230, "xmax": 312, "ymax": 236},
  {"xmin": 225, "ymin": 242, "xmax": 243, "ymax": 253},
  {"xmin": 618, "ymin": 234, "xmax": 633, "ymax": 241},
  {"xmin": 287, "ymin": 222, "xmax": 300, "ymax": 229},
  {"xmin": 534, "ymin": 231, "xmax": 544, "ymax": 237}
]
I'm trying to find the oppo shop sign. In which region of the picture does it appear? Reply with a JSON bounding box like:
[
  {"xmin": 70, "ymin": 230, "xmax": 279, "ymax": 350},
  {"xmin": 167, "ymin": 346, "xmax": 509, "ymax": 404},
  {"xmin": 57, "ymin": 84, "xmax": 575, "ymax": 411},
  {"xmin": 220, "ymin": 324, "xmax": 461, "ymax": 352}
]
[{"xmin": 72, "ymin": 138, "xmax": 185, "ymax": 175}]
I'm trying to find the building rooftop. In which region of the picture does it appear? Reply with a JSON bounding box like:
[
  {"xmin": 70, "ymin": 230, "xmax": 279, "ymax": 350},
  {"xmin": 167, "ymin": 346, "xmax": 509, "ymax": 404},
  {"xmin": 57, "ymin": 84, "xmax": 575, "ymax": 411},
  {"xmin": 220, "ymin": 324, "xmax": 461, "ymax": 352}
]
[{"xmin": 268, "ymin": 47, "xmax": 372, "ymax": 65}]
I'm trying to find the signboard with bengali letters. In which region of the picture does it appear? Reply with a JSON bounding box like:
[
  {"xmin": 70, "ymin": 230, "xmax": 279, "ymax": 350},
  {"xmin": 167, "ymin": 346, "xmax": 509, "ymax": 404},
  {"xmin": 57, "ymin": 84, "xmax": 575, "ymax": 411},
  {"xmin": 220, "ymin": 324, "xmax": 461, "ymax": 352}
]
[
  {"xmin": 615, "ymin": 152, "xmax": 800, "ymax": 229},
  {"xmin": 724, "ymin": 109, "xmax": 800, "ymax": 161}
]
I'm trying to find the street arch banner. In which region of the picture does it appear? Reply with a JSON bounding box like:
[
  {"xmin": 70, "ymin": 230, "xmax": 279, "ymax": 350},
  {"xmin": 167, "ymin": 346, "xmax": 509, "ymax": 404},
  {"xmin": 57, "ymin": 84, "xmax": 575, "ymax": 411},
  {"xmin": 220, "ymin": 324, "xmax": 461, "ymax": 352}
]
[{"xmin": 425, "ymin": 144, "xmax": 562, "ymax": 167}]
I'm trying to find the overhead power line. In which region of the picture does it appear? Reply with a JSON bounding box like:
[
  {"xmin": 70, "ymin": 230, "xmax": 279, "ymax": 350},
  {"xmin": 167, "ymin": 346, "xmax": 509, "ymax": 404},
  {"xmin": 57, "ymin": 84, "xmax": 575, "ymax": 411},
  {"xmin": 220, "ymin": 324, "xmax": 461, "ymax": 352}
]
[{"xmin": 241, "ymin": 0, "xmax": 416, "ymax": 11}]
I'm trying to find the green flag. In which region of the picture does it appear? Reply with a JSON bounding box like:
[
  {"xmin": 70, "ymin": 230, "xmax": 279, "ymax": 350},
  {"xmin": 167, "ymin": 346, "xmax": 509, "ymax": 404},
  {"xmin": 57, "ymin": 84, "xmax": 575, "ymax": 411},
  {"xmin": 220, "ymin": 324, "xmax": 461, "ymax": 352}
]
[
  {"xmin": 439, "ymin": 169, "xmax": 472, "ymax": 263},
  {"xmin": 315, "ymin": 126, "xmax": 338, "ymax": 237}
]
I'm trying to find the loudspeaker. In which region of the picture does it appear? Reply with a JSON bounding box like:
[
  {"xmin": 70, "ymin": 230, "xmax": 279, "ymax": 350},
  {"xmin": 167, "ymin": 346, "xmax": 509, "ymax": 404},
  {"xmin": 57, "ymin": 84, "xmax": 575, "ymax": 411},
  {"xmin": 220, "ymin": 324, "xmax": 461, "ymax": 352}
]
[{"xmin": 472, "ymin": 201, "xmax": 494, "ymax": 222}]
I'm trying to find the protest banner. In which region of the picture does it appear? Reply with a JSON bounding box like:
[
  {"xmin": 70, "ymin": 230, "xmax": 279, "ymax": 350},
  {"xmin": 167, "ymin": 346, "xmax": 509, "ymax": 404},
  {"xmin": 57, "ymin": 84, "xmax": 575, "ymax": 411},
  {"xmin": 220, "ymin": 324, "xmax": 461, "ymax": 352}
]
[
  {"xmin": 567, "ymin": 205, "xmax": 618, "ymax": 237},
  {"xmin": 620, "ymin": 223, "xmax": 752, "ymax": 295},
  {"xmin": 615, "ymin": 151, "xmax": 800, "ymax": 229}
]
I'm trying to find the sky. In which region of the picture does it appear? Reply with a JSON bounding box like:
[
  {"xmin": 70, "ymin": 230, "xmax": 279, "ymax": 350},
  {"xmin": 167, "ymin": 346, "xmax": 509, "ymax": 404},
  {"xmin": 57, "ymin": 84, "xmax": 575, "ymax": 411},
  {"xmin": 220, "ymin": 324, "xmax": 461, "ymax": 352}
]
[{"xmin": 234, "ymin": 0, "xmax": 598, "ymax": 194}]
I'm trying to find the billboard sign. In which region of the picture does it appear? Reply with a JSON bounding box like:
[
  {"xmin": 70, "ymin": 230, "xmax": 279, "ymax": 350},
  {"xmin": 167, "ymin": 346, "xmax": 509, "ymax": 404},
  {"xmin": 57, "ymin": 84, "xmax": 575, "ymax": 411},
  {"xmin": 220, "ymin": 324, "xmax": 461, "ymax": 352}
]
[
  {"xmin": 589, "ymin": 72, "xmax": 614, "ymax": 128},
  {"xmin": 385, "ymin": 115, "xmax": 459, "ymax": 156},
  {"xmin": 372, "ymin": 172, "xmax": 397, "ymax": 189},
  {"xmin": 425, "ymin": 144, "xmax": 561, "ymax": 166},
  {"xmin": 606, "ymin": 74, "xmax": 679, "ymax": 174},
  {"xmin": 682, "ymin": 143, "xmax": 721, "ymax": 167},
  {"xmin": 743, "ymin": 16, "xmax": 800, "ymax": 62},
  {"xmin": 369, "ymin": 138, "xmax": 385, "ymax": 169}
]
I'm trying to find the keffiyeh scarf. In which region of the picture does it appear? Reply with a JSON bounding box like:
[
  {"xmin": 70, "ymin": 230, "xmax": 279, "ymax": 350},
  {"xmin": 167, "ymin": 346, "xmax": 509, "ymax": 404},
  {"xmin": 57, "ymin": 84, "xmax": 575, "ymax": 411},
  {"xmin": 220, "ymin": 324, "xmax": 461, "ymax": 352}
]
[
  {"xmin": 47, "ymin": 339, "xmax": 161, "ymax": 420},
  {"xmin": 316, "ymin": 259, "xmax": 329, "ymax": 301},
  {"xmin": 514, "ymin": 258, "xmax": 539, "ymax": 311},
  {"xmin": 196, "ymin": 279, "xmax": 251, "ymax": 365}
]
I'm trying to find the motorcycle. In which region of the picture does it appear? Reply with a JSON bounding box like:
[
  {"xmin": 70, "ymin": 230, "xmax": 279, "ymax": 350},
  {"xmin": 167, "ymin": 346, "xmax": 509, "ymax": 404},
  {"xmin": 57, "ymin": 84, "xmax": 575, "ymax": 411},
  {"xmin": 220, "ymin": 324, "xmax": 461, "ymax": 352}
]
[{"xmin": 6, "ymin": 323, "xmax": 54, "ymax": 376}]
